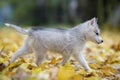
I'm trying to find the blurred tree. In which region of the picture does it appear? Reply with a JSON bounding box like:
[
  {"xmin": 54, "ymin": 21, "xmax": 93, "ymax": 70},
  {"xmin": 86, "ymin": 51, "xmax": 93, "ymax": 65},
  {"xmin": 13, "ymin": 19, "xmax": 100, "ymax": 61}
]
[
  {"xmin": 109, "ymin": 3, "xmax": 120, "ymax": 26},
  {"xmin": 0, "ymin": 0, "xmax": 119, "ymax": 26},
  {"xmin": 68, "ymin": 0, "xmax": 78, "ymax": 24},
  {"xmin": 0, "ymin": 0, "xmax": 13, "ymax": 25}
]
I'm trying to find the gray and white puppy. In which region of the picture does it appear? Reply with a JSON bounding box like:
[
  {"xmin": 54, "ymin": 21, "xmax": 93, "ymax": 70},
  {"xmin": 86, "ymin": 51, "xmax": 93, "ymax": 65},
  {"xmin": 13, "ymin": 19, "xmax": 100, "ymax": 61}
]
[{"xmin": 5, "ymin": 17, "xmax": 103, "ymax": 72}]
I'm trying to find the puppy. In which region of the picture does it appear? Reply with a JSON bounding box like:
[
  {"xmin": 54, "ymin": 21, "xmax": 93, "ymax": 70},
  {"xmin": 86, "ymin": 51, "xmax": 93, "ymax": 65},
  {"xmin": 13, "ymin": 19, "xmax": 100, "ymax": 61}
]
[{"xmin": 5, "ymin": 17, "xmax": 103, "ymax": 72}]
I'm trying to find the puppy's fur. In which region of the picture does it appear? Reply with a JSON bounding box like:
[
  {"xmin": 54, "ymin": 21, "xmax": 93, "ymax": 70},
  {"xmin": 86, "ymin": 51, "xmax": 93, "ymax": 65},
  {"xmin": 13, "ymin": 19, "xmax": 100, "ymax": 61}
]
[{"xmin": 5, "ymin": 17, "xmax": 103, "ymax": 72}]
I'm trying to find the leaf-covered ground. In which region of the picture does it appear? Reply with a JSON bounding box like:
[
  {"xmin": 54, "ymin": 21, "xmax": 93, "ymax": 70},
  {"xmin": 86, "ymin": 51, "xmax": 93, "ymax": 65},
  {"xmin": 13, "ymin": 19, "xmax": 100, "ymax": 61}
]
[{"xmin": 0, "ymin": 27, "xmax": 120, "ymax": 80}]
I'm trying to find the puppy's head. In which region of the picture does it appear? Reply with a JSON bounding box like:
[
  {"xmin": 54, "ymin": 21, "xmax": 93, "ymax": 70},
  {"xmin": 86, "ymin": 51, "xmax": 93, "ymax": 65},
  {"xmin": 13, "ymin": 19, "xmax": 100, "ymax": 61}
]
[{"xmin": 85, "ymin": 17, "xmax": 103, "ymax": 44}]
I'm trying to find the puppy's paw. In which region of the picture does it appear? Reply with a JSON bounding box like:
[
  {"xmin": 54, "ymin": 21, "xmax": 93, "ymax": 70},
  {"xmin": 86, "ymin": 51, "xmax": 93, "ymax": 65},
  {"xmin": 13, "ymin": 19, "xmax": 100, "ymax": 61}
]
[{"xmin": 87, "ymin": 69, "xmax": 92, "ymax": 73}]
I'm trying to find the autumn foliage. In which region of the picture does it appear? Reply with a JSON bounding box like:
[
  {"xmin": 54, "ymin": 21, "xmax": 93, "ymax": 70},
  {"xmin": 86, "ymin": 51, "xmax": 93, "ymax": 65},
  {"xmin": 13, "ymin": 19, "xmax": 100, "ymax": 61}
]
[{"xmin": 0, "ymin": 27, "xmax": 120, "ymax": 80}]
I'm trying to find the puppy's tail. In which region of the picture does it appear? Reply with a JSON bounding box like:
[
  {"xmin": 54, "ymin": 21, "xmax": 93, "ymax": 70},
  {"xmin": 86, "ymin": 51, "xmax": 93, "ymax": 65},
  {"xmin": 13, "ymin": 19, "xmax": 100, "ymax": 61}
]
[{"xmin": 5, "ymin": 23, "xmax": 28, "ymax": 35}]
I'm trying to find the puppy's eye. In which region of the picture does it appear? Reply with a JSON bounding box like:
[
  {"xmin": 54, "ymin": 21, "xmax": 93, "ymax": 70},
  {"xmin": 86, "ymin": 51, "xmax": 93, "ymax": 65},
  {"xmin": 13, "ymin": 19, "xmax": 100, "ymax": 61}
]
[{"xmin": 96, "ymin": 32, "xmax": 99, "ymax": 35}]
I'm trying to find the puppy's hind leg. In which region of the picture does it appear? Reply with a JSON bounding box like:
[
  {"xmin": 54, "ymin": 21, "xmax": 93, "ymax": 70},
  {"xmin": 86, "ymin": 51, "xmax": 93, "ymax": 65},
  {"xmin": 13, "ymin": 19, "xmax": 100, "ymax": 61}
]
[
  {"xmin": 10, "ymin": 45, "xmax": 32, "ymax": 63},
  {"xmin": 61, "ymin": 52, "xmax": 71, "ymax": 65},
  {"xmin": 10, "ymin": 37, "xmax": 33, "ymax": 63},
  {"xmin": 33, "ymin": 48, "xmax": 47, "ymax": 66}
]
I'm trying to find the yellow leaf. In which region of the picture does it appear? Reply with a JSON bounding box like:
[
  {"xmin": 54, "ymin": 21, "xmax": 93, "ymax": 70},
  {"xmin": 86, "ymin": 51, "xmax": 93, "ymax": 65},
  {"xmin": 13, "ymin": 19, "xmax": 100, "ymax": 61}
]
[
  {"xmin": 7, "ymin": 71, "xmax": 15, "ymax": 75},
  {"xmin": 2, "ymin": 61, "xmax": 23, "ymax": 74},
  {"xmin": 79, "ymin": 69, "xmax": 87, "ymax": 75},
  {"xmin": 64, "ymin": 62, "xmax": 74, "ymax": 70},
  {"xmin": 85, "ymin": 77, "xmax": 101, "ymax": 80},
  {"xmin": 49, "ymin": 57, "xmax": 62, "ymax": 64},
  {"xmin": 31, "ymin": 67, "xmax": 42, "ymax": 74},
  {"xmin": 70, "ymin": 74, "xmax": 83, "ymax": 80},
  {"xmin": 89, "ymin": 63, "xmax": 101, "ymax": 69},
  {"xmin": 39, "ymin": 62, "xmax": 48, "ymax": 70},
  {"xmin": 57, "ymin": 63, "xmax": 75, "ymax": 80},
  {"xmin": 101, "ymin": 65, "xmax": 117, "ymax": 76},
  {"xmin": 49, "ymin": 57, "xmax": 57, "ymax": 64}
]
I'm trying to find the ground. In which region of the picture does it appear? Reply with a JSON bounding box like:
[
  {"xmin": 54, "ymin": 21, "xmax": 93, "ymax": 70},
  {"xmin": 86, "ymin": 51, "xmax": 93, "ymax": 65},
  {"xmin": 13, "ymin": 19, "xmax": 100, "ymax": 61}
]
[{"xmin": 0, "ymin": 27, "xmax": 120, "ymax": 80}]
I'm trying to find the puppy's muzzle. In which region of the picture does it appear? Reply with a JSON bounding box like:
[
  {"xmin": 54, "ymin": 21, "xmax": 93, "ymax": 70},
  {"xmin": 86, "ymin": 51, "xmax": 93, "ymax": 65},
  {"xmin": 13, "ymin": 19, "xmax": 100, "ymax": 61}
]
[{"xmin": 98, "ymin": 40, "xmax": 103, "ymax": 44}]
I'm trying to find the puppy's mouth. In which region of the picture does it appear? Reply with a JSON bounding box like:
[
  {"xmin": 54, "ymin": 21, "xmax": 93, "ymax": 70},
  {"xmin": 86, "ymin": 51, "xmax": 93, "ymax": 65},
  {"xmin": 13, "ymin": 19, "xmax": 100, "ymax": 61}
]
[
  {"xmin": 97, "ymin": 40, "xmax": 103, "ymax": 44},
  {"xmin": 98, "ymin": 42, "xmax": 101, "ymax": 44}
]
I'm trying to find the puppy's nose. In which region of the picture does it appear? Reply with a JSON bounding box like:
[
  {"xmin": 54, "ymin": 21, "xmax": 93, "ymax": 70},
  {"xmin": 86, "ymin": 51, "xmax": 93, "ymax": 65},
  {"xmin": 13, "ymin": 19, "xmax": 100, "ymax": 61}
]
[{"xmin": 101, "ymin": 40, "xmax": 103, "ymax": 43}]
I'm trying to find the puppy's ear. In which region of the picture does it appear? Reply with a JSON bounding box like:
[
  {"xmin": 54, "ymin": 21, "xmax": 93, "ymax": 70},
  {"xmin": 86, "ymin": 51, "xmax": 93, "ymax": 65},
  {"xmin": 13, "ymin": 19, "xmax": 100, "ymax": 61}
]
[
  {"xmin": 90, "ymin": 17, "xmax": 97, "ymax": 25},
  {"xmin": 96, "ymin": 18, "xmax": 98, "ymax": 22}
]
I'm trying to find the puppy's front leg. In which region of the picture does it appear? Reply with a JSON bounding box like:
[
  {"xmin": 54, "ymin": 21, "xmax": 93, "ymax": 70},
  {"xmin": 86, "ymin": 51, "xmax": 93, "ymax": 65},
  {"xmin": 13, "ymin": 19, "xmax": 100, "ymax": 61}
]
[
  {"xmin": 61, "ymin": 53, "xmax": 71, "ymax": 65},
  {"xmin": 33, "ymin": 49, "xmax": 47, "ymax": 66},
  {"xmin": 74, "ymin": 53, "xmax": 92, "ymax": 72}
]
